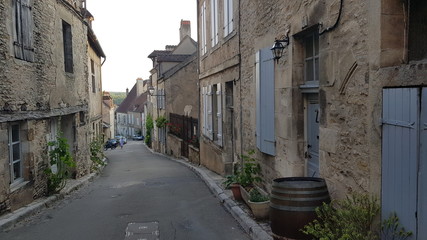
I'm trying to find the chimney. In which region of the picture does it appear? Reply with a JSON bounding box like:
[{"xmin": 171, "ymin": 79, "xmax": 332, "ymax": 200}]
[
  {"xmin": 179, "ymin": 20, "xmax": 191, "ymax": 41},
  {"xmin": 126, "ymin": 88, "xmax": 129, "ymax": 96}
]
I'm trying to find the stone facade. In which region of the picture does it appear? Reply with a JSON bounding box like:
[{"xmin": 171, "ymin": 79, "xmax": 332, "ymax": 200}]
[
  {"xmin": 198, "ymin": 0, "xmax": 240, "ymax": 176},
  {"xmin": 0, "ymin": 0, "xmax": 94, "ymax": 215},
  {"xmin": 199, "ymin": 2, "xmax": 427, "ymax": 234}
]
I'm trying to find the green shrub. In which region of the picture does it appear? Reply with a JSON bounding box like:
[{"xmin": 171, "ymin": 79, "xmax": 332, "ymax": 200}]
[
  {"xmin": 302, "ymin": 194, "xmax": 380, "ymax": 240},
  {"xmin": 381, "ymin": 212, "xmax": 413, "ymax": 240},
  {"xmin": 249, "ymin": 188, "xmax": 269, "ymax": 202},
  {"xmin": 45, "ymin": 132, "xmax": 76, "ymax": 195},
  {"xmin": 90, "ymin": 136, "xmax": 106, "ymax": 172}
]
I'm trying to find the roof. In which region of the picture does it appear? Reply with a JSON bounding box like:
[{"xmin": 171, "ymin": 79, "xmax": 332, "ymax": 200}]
[
  {"xmin": 116, "ymin": 85, "xmax": 137, "ymax": 113},
  {"xmin": 147, "ymin": 50, "xmax": 172, "ymax": 59},
  {"xmin": 115, "ymin": 85, "xmax": 147, "ymax": 114},
  {"xmin": 157, "ymin": 54, "xmax": 192, "ymax": 63}
]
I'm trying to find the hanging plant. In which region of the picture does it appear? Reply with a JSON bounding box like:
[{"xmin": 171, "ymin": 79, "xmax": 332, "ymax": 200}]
[{"xmin": 155, "ymin": 115, "xmax": 168, "ymax": 128}]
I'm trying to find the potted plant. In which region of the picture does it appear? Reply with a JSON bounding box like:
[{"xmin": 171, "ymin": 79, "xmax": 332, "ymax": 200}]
[
  {"xmin": 238, "ymin": 150, "xmax": 262, "ymax": 203},
  {"xmin": 247, "ymin": 188, "xmax": 270, "ymax": 219},
  {"xmin": 223, "ymin": 173, "xmax": 242, "ymax": 201}
]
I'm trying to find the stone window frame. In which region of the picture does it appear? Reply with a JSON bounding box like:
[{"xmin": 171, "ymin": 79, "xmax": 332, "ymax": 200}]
[{"xmin": 200, "ymin": 1, "xmax": 207, "ymax": 55}]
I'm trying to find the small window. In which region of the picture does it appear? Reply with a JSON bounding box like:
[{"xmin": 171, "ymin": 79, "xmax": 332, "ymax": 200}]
[
  {"xmin": 304, "ymin": 33, "xmax": 319, "ymax": 84},
  {"xmin": 9, "ymin": 124, "xmax": 23, "ymax": 185},
  {"xmin": 62, "ymin": 20, "xmax": 73, "ymax": 73},
  {"xmin": 408, "ymin": 0, "xmax": 427, "ymax": 61}
]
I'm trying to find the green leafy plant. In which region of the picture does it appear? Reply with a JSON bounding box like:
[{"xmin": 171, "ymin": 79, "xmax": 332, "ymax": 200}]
[
  {"xmin": 145, "ymin": 114, "xmax": 154, "ymax": 146},
  {"xmin": 249, "ymin": 188, "xmax": 269, "ymax": 202},
  {"xmin": 381, "ymin": 213, "xmax": 413, "ymax": 240},
  {"xmin": 302, "ymin": 194, "xmax": 380, "ymax": 240},
  {"xmin": 223, "ymin": 150, "xmax": 262, "ymax": 189},
  {"xmin": 90, "ymin": 136, "xmax": 106, "ymax": 172},
  {"xmin": 155, "ymin": 115, "xmax": 168, "ymax": 128},
  {"xmin": 44, "ymin": 132, "xmax": 76, "ymax": 195},
  {"xmin": 239, "ymin": 150, "xmax": 262, "ymax": 188}
]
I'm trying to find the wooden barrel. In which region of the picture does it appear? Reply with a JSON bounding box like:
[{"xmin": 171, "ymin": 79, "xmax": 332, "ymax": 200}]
[{"xmin": 270, "ymin": 177, "xmax": 330, "ymax": 240}]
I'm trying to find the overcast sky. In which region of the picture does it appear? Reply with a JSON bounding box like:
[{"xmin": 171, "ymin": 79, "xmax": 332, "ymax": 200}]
[{"xmin": 87, "ymin": 0, "xmax": 198, "ymax": 92}]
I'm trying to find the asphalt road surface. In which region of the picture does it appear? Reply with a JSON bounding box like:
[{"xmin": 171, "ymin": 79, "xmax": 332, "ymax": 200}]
[{"xmin": 0, "ymin": 141, "xmax": 250, "ymax": 240}]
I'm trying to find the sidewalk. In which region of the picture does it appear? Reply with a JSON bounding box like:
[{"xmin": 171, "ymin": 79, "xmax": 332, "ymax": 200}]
[
  {"xmin": 0, "ymin": 172, "xmax": 99, "ymax": 231},
  {"xmin": 0, "ymin": 151, "xmax": 273, "ymax": 240}
]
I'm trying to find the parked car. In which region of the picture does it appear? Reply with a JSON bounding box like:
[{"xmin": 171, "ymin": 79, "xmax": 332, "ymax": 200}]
[
  {"xmin": 104, "ymin": 139, "xmax": 118, "ymax": 150},
  {"xmin": 115, "ymin": 135, "xmax": 127, "ymax": 144},
  {"xmin": 132, "ymin": 135, "xmax": 144, "ymax": 141}
]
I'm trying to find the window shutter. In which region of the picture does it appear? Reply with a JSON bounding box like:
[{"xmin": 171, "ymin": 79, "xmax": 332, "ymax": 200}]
[
  {"xmin": 21, "ymin": 0, "xmax": 34, "ymax": 62},
  {"xmin": 256, "ymin": 47, "xmax": 276, "ymax": 156},
  {"xmin": 201, "ymin": 2, "xmax": 207, "ymax": 54},
  {"xmin": 223, "ymin": 0, "xmax": 233, "ymax": 36},
  {"xmin": 202, "ymin": 86, "xmax": 208, "ymax": 136},
  {"xmin": 207, "ymin": 85, "xmax": 214, "ymax": 140},
  {"xmin": 216, "ymin": 83, "xmax": 223, "ymax": 146},
  {"xmin": 13, "ymin": 0, "xmax": 24, "ymax": 59},
  {"xmin": 211, "ymin": 0, "xmax": 218, "ymax": 46}
]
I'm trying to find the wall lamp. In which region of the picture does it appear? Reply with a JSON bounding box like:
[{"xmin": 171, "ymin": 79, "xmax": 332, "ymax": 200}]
[
  {"xmin": 271, "ymin": 31, "xmax": 290, "ymax": 63},
  {"xmin": 148, "ymin": 86, "xmax": 165, "ymax": 96}
]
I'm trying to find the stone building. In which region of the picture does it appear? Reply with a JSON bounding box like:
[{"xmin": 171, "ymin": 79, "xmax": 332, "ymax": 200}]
[
  {"xmin": 147, "ymin": 20, "xmax": 197, "ymax": 154},
  {"xmin": 198, "ymin": 0, "xmax": 426, "ymax": 236},
  {"xmin": 0, "ymin": 0, "xmax": 101, "ymax": 214},
  {"xmin": 86, "ymin": 11, "xmax": 106, "ymax": 142},
  {"xmin": 197, "ymin": 0, "xmax": 239, "ymax": 175}
]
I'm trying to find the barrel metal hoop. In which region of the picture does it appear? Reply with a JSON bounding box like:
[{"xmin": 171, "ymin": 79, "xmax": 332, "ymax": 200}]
[
  {"xmin": 271, "ymin": 188, "xmax": 329, "ymax": 195},
  {"xmin": 270, "ymin": 203, "xmax": 318, "ymax": 212},
  {"xmin": 270, "ymin": 194, "xmax": 330, "ymax": 202}
]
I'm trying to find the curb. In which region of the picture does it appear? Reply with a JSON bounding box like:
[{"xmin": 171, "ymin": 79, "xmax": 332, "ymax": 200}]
[{"xmin": 0, "ymin": 168, "xmax": 102, "ymax": 231}]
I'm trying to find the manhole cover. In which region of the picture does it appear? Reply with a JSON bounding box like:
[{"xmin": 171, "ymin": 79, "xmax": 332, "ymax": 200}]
[{"xmin": 124, "ymin": 222, "xmax": 159, "ymax": 240}]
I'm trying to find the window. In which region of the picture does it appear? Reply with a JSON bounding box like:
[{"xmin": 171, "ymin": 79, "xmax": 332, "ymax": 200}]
[
  {"xmin": 408, "ymin": 0, "xmax": 427, "ymax": 61},
  {"xmin": 12, "ymin": 0, "xmax": 34, "ymax": 62},
  {"xmin": 304, "ymin": 33, "xmax": 319, "ymax": 84},
  {"xmin": 202, "ymin": 83, "xmax": 222, "ymax": 146},
  {"xmin": 255, "ymin": 47, "xmax": 275, "ymax": 156},
  {"xmin": 223, "ymin": 0, "xmax": 233, "ymax": 37},
  {"xmin": 9, "ymin": 124, "xmax": 23, "ymax": 185},
  {"xmin": 211, "ymin": 0, "xmax": 219, "ymax": 47},
  {"xmin": 62, "ymin": 20, "xmax": 73, "ymax": 73},
  {"xmin": 201, "ymin": 1, "xmax": 207, "ymax": 55},
  {"xmin": 91, "ymin": 59, "xmax": 96, "ymax": 93}
]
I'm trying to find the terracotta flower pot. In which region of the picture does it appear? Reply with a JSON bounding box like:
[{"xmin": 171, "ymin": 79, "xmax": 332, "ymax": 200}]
[{"xmin": 230, "ymin": 183, "xmax": 242, "ymax": 201}]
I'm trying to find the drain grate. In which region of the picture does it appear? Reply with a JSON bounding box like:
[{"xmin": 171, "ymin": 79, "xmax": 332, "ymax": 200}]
[{"xmin": 124, "ymin": 222, "xmax": 159, "ymax": 240}]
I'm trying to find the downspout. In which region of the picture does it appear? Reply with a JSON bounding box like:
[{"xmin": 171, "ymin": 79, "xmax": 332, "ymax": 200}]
[
  {"xmin": 319, "ymin": 0, "xmax": 344, "ymax": 35},
  {"xmin": 238, "ymin": 0, "xmax": 243, "ymax": 167}
]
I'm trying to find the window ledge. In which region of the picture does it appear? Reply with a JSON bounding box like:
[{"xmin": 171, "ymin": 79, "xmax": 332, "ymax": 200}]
[{"xmin": 10, "ymin": 180, "xmax": 29, "ymax": 193}]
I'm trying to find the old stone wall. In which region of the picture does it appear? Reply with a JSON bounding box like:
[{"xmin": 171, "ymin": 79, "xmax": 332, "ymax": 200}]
[{"xmin": 0, "ymin": 0, "xmax": 91, "ymax": 215}]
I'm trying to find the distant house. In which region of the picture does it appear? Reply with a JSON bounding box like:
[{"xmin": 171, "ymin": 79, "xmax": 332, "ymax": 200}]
[
  {"xmin": 115, "ymin": 79, "xmax": 147, "ymax": 138},
  {"xmin": 102, "ymin": 92, "xmax": 115, "ymax": 140}
]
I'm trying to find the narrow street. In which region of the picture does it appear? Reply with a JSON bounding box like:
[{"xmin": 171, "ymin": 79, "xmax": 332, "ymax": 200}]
[{"xmin": 0, "ymin": 141, "xmax": 250, "ymax": 240}]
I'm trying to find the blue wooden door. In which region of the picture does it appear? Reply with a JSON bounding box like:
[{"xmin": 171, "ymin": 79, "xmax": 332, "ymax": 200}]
[
  {"xmin": 382, "ymin": 88, "xmax": 418, "ymax": 239},
  {"xmin": 307, "ymin": 95, "xmax": 319, "ymax": 177},
  {"xmin": 419, "ymin": 88, "xmax": 427, "ymax": 239}
]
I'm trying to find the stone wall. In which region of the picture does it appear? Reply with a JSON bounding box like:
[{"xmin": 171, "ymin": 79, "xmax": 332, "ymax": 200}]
[{"xmin": 0, "ymin": 0, "xmax": 91, "ymax": 215}]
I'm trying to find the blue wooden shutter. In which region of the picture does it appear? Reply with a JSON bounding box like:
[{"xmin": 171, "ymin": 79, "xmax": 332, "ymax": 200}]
[
  {"xmin": 256, "ymin": 47, "xmax": 275, "ymax": 156},
  {"xmin": 419, "ymin": 88, "xmax": 427, "ymax": 239},
  {"xmin": 216, "ymin": 83, "xmax": 223, "ymax": 146},
  {"xmin": 382, "ymin": 88, "xmax": 418, "ymax": 238}
]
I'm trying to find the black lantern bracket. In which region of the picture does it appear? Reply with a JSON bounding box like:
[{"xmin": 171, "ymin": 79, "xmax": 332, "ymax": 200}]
[{"xmin": 271, "ymin": 30, "xmax": 290, "ymax": 63}]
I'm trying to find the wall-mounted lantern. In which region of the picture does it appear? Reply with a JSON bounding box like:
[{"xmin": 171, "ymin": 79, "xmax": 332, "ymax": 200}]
[{"xmin": 271, "ymin": 31, "xmax": 290, "ymax": 63}]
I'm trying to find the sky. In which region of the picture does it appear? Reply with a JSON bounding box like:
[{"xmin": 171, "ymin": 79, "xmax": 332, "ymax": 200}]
[{"xmin": 87, "ymin": 0, "xmax": 198, "ymax": 92}]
